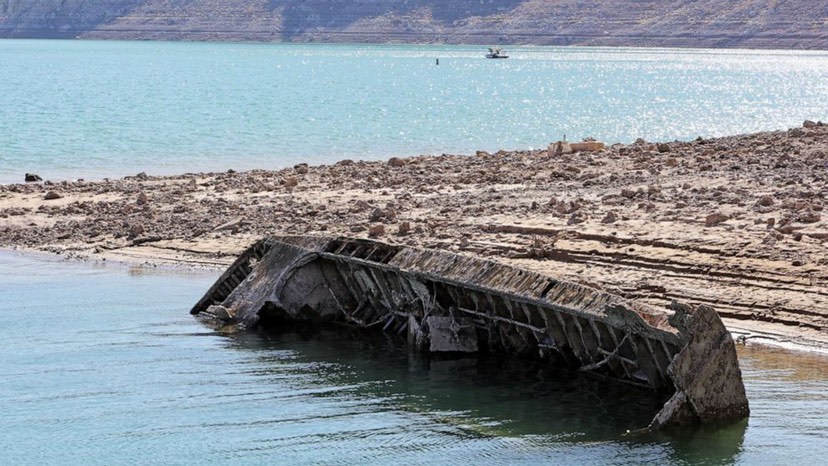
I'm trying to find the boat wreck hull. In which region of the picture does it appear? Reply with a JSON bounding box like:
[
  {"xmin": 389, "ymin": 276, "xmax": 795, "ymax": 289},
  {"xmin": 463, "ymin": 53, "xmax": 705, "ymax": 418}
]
[{"xmin": 191, "ymin": 236, "xmax": 749, "ymax": 429}]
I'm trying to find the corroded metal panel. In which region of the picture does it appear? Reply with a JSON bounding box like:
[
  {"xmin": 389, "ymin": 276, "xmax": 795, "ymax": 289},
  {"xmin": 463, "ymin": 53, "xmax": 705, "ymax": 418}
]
[{"xmin": 191, "ymin": 235, "xmax": 749, "ymax": 429}]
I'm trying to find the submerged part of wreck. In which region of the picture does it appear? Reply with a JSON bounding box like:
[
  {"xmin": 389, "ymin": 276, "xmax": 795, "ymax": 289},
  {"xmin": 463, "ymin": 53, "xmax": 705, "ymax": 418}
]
[{"xmin": 191, "ymin": 236, "xmax": 749, "ymax": 429}]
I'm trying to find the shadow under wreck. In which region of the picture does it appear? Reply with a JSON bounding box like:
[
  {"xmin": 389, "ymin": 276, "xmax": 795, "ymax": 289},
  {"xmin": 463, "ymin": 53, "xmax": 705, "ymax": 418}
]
[{"xmin": 191, "ymin": 236, "xmax": 749, "ymax": 430}]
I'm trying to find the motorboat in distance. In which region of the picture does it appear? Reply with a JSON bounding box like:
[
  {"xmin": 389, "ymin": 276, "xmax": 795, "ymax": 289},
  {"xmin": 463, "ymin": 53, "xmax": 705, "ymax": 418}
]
[{"xmin": 485, "ymin": 47, "xmax": 509, "ymax": 59}]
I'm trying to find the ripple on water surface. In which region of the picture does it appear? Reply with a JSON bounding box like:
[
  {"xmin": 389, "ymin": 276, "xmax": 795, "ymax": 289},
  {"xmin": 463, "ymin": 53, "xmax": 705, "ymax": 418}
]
[{"xmin": 0, "ymin": 251, "xmax": 826, "ymax": 464}]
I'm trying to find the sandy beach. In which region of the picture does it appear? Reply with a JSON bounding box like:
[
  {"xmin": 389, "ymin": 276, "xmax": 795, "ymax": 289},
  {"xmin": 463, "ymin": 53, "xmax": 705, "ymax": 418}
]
[{"xmin": 2, "ymin": 123, "xmax": 826, "ymax": 350}]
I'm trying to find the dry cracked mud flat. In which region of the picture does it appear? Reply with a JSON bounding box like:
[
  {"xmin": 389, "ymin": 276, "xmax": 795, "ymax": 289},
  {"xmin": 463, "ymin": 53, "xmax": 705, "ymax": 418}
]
[{"xmin": 2, "ymin": 123, "xmax": 826, "ymax": 349}]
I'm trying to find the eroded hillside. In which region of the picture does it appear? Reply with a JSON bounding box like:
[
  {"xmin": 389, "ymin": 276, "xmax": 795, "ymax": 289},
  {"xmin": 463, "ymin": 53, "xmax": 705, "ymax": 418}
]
[{"xmin": 1, "ymin": 0, "xmax": 827, "ymax": 49}]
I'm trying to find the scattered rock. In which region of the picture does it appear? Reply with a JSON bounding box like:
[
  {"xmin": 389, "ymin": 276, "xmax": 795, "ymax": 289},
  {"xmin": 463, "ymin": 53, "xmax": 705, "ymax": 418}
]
[
  {"xmin": 127, "ymin": 223, "xmax": 144, "ymax": 239},
  {"xmin": 369, "ymin": 208, "xmax": 386, "ymax": 222},
  {"xmin": 567, "ymin": 212, "xmax": 587, "ymax": 225},
  {"xmin": 757, "ymin": 195, "xmax": 775, "ymax": 207},
  {"xmin": 368, "ymin": 224, "xmax": 385, "ymax": 237},
  {"xmin": 798, "ymin": 210, "xmax": 821, "ymax": 223},
  {"xmin": 705, "ymin": 213, "xmax": 730, "ymax": 227},
  {"xmin": 352, "ymin": 200, "xmax": 372, "ymax": 212},
  {"xmin": 213, "ymin": 218, "xmax": 247, "ymax": 234},
  {"xmin": 136, "ymin": 192, "xmax": 149, "ymax": 205},
  {"xmin": 570, "ymin": 141, "xmax": 605, "ymax": 152},
  {"xmin": 548, "ymin": 141, "xmax": 573, "ymax": 156},
  {"xmin": 43, "ymin": 191, "xmax": 62, "ymax": 200},
  {"xmin": 601, "ymin": 211, "xmax": 618, "ymax": 224}
]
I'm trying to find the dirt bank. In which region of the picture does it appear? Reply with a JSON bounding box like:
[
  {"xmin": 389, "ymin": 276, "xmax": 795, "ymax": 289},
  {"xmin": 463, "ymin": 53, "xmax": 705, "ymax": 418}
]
[{"xmin": 2, "ymin": 123, "xmax": 826, "ymax": 349}]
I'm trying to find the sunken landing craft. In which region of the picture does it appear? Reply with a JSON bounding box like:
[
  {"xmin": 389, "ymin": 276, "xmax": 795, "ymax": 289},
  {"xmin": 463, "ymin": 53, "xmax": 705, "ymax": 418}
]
[{"xmin": 191, "ymin": 236, "xmax": 749, "ymax": 430}]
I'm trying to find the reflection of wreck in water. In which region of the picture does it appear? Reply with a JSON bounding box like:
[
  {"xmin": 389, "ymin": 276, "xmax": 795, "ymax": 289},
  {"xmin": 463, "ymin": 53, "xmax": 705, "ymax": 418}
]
[{"xmin": 191, "ymin": 236, "xmax": 749, "ymax": 430}]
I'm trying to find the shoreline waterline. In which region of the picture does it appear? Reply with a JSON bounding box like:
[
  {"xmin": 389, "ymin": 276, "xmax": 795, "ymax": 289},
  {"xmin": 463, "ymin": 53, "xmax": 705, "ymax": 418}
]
[{"xmin": 2, "ymin": 125, "xmax": 826, "ymax": 353}]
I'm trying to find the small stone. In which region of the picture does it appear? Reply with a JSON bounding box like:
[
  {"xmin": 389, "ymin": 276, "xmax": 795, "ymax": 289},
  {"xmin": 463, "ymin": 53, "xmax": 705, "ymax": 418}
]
[
  {"xmin": 705, "ymin": 213, "xmax": 730, "ymax": 227},
  {"xmin": 336, "ymin": 159, "xmax": 355, "ymax": 166},
  {"xmin": 548, "ymin": 141, "xmax": 573, "ymax": 156},
  {"xmin": 25, "ymin": 173, "xmax": 42, "ymax": 182},
  {"xmin": 136, "ymin": 192, "xmax": 148, "ymax": 205},
  {"xmin": 368, "ymin": 224, "xmax": 385, "ymax": 237},
  {"xmin": 798, "ymin": 210, "xmax": 821, "ymax": 224},
  {"xmin": 135, "ymin": 172, "xmax": 149, "ymax": 181},
  {"xmin": 213, "ymin": 218, "xmax": 247, "ymax": 234},
  {"xmin": 757, "ymin": 195, "xmax": 774, "ymax": 207},
  {"xmin": 44, "ymin": 191, "xmax": 62, "ymax": 200},
  {"xmin": 294, "ymin": 163, "xmax": 309, "ymax": 174},
  {"xmin": 601, "ymin": 211, "xmax": 618, "ymax": 224},
  {"xmin": 283, "ymin": 177, "xmax": 299, "ymax": 188},
  {"xmin": 352, "ymin": 200, "xmax": 372, "ymax": 212},
  {"xmin": 567, "ymin": 212, "xmax": 587, "ymax": 225},
  {"xmin": 657, "ymin": 143, "xmax": 671, "ymax": 153},
  {"xmin": 388, "ymin": 157, "xmax": 406, "ymax": 167},
  {"xmin": 621, "ymin": 188, "xmax": 637, "ymax": 199},
  {"xmin": 397, "ymin": 221, "xmax": 411, "ymax": 235},
  {"xmin": 127, "ymin": 223, "xmax": 144, "ymax": 239},
  {"xmin": 369, "ymin": 208, "xmax": 386, "ymax": 222}
]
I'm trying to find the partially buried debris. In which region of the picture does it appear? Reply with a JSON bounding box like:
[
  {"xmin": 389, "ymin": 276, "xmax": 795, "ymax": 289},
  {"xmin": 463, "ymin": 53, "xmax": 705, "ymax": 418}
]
[{"xmin": 191, "ymin": 236, "xmax": 749, "ymax": 430}]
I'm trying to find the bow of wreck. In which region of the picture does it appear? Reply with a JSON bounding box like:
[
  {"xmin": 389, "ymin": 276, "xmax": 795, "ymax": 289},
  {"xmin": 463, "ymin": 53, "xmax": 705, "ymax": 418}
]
[{"xmin": 191, "ymin": 236, "xmax": 749, "ymax": 430}]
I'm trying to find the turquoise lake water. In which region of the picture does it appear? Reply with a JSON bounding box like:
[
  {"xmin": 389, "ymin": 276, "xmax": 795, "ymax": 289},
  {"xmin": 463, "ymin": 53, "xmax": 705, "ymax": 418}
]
[
  {"xmin": 1, "ymin": 251, "xmax": 826, "ymax": 464},
  {"xmin": 2, "ymin": 40, "xmax": 828, "ymax": 182}
]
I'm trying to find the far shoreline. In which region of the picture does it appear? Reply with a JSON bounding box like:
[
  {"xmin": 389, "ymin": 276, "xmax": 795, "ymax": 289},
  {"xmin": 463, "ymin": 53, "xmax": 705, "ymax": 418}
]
[{"xmin": 5, "ymin": 37, "xmax": 828, "ymax": 54}]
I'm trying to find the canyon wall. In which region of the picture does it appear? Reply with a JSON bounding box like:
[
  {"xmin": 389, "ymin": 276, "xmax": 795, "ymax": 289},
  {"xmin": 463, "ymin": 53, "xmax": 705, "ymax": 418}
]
[{"xmin": 1, "ymin": 1, "xmax": 827, "ymax": 49}]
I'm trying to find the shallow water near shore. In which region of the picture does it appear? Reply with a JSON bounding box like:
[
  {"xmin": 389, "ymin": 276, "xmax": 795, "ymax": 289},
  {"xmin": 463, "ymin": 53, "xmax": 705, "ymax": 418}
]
[
  {"xmin": 1, "ymin": 251, "xmax": 826, "ymax": 464},
  {"xmin": 2, "ymin": 40, "xmax": 828, "ymax": 182}
]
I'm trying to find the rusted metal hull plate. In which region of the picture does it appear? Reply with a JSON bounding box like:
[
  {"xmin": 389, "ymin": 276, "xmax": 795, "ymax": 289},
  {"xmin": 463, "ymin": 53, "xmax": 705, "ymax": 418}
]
[{"xmin": 191, "ymin": 236, "xmax": 749, "ymax": 429}]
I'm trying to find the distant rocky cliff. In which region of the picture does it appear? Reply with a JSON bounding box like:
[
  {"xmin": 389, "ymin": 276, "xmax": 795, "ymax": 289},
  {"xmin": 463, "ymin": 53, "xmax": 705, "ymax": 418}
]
[{"xmin": 2, "ymin": 0, "xmax": 828, "ymax": 49}]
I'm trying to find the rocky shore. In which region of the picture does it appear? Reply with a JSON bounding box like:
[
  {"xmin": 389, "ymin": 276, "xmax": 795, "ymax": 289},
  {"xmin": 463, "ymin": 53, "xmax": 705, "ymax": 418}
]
[{"xmin": 2, "ymin": 124, "xmax": 827, "ymax": 349}]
